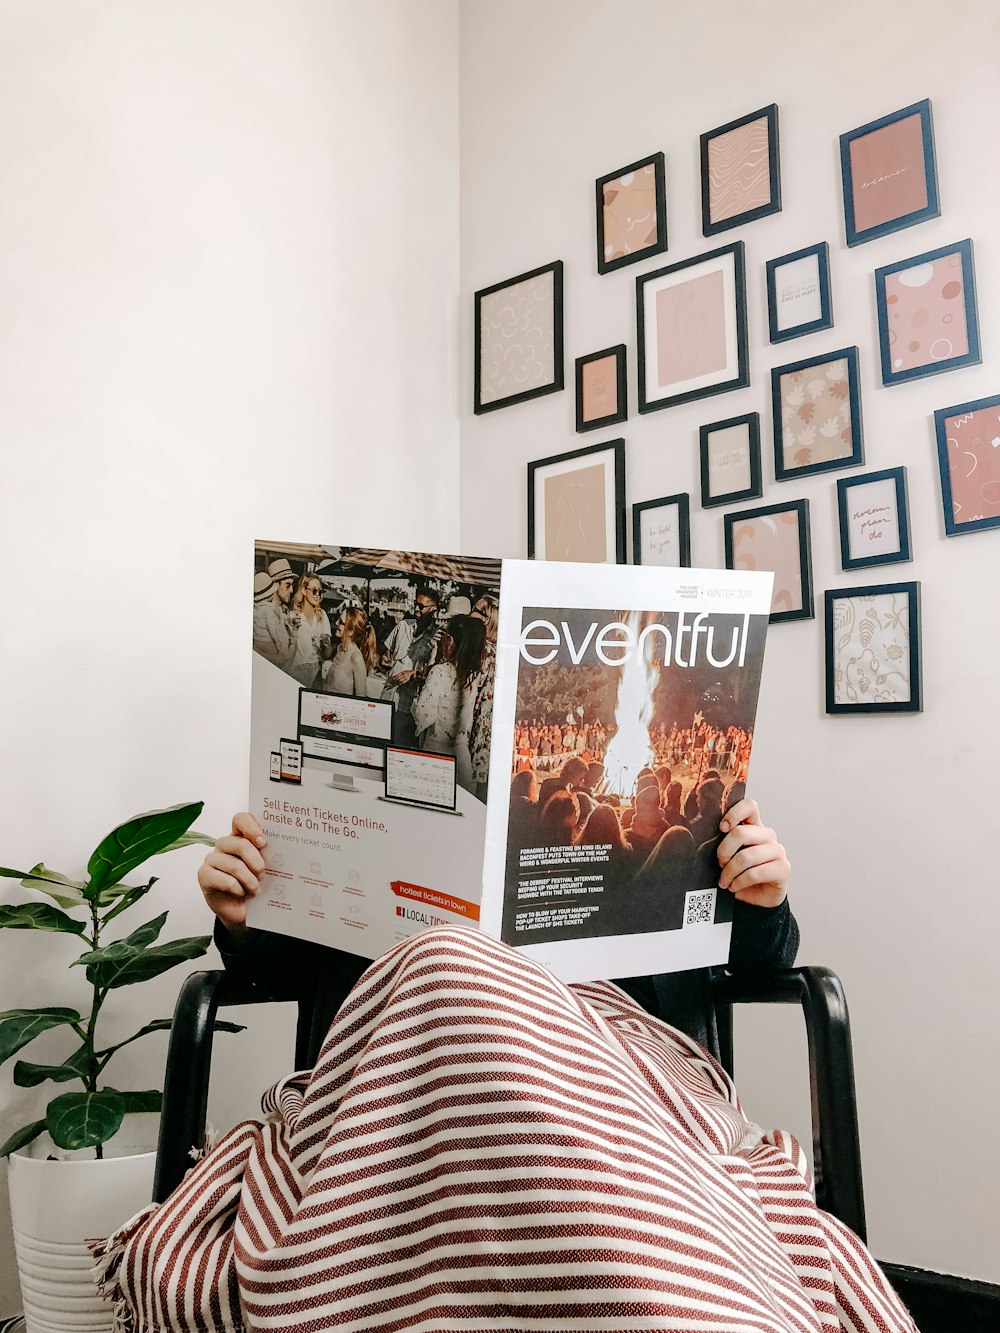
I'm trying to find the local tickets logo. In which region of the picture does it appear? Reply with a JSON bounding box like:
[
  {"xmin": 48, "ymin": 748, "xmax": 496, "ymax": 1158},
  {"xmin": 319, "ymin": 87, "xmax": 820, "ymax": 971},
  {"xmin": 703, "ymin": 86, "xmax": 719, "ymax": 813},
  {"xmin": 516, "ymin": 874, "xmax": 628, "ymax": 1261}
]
[{"xmin": 396, "ymin": 905, "xmax": 448, "ymax": 927}]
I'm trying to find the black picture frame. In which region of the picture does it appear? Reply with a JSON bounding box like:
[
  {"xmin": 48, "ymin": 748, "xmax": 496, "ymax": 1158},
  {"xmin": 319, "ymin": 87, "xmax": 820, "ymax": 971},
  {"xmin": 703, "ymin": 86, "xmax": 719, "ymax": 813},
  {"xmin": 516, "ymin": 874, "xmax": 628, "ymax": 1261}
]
[
  {"xmin": 699, "ymin": 412, "xmax": 763, "ymax": 508},
  {"xmin": 837, "ymin": 466, "xmax": 912, "ymax": 571},
  {"xmin": 772, "ymin": 345, "xmax": 863, "ymax": 482},
  {"xmin": 631, "ymin": 493, "xmax": 691, "ymax": 567},
  {"xmin": 840, "ymin": 99, "xmax": 939, "ymax": 248},
  {"xmin": 701, "ymin": 103, "xmax": 781, "ymax": 237},
  {"xmin": 527, "ymin": 438, "xmax": 626, "ymax": 564},
  {"xmin": 724, "ymin": 498, "xmax": 813, "ymax": 623},
  {"xmin": 474, "ymin": 259, "xmax": 564, "ymax": 414},
  {"xmin": 596, "ymin": 151, "xmax": 668, "ymax": 275},
  {"xmin": 766, "ymin": 242, "xmax": 833, "ymax": 344},
  {"xmin": 637, "ymin": 241, "xmax": 749, "ymax": 414},
  {"xmin": 875, "ymin": 238, "xmax": 981, "ymax": 388},
  {"xmin": 825, "ymin": 582, "xmax": 922, "ymax": 714},
  {"xmin": 575, "ymin": 344, "xmax": 627, "ymax": 433},
  {"xmin": 933, "ymin": 392, "xmax": 1000, "ymax": 537}
]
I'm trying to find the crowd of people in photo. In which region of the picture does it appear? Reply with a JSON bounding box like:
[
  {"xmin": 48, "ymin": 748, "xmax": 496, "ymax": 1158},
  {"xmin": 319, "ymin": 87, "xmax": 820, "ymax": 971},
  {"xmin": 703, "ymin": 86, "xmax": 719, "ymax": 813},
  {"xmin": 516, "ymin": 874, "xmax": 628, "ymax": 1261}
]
[
  {"xmin": 252, "ymin": 557, "xmax": 499, "ymax": 796},
  {"xmin": 512, "ymin": 718, "xmax": 753, "ymax": 784}
]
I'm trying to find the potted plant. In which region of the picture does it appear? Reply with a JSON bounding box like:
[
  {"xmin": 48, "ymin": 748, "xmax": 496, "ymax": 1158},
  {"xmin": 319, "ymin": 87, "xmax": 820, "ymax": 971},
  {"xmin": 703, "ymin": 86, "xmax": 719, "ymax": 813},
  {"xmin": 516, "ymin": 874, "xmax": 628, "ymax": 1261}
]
[{"xmin": 0, "ymin": 801, "xmax": 237, "ymax": 1332}]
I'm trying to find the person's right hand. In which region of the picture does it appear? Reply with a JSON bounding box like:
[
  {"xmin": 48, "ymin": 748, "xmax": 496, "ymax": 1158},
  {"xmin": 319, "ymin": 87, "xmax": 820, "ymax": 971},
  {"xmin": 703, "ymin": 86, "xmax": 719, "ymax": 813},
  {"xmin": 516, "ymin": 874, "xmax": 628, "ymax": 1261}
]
[{"xmin": 196, "ymin": 812, "xmax": 267, "ymax": 934}]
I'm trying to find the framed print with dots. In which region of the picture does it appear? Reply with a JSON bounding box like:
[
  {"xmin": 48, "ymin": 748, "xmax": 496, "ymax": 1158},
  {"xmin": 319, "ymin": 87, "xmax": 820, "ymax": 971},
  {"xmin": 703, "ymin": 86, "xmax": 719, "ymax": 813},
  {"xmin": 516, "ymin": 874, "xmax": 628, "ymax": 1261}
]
[{"xmin": 875, "ymin": 239, "xmax": 981, "ymax": 387}]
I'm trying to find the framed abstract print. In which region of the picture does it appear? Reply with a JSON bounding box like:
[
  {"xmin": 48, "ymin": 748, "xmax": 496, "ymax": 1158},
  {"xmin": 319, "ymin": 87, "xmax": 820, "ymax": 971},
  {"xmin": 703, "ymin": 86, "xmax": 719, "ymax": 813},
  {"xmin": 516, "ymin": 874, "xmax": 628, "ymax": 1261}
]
[
  {"xmin": 771, "ymin": 346, "xmax": 863, "ymax": 481},
  {"xmin": 699, "ymin": 412, "xmax": 762, "ymax": 509},
  {"xmin": 724, "ymin": 498, "xmax": 813, "ymax": 624},
  {"xmin": 875, "ymin": 239, "xmax": 981, "ymax": 387},
  {"xmin": 637, "ymin": 242, "xmax": 749, "ymax": 414},
  {"xmin": 933, "ymin": 393, "xmax": 1000, "ymax": 537},
  {"xmin": 474, "ymin": 260, "xmax": 564, "ymax": 414},
  {"xmin": 837, "ymin": 467, "xmax": 912, "ymax": 570},
  {"xmin": 596, "ymin": 151, "xmax": 668, "ymax": 274},
  {"xmin": 840, "ymin": 99, "xmax": 939, "ymax": 247},
  {"xmin": 527, "ymin": 438, "xmax": 626, "ymax": 564},
  {"xmin": 576, "ymin": 344, "xmax": 627, "ymax": 433},
  {"xmin": 825, "ymin": 582, "xmax": 922, "ymax": 714},
  {"xmin": 700, "ymin": 103, "xmax": 781, "ymax": 236},
  {"xmin": 766, "ymin": 242, "xmax": 833, "ymax": 343},
  {"xmin": 632, "ymin": 493, "xmax": 691, "ymax": 568}
]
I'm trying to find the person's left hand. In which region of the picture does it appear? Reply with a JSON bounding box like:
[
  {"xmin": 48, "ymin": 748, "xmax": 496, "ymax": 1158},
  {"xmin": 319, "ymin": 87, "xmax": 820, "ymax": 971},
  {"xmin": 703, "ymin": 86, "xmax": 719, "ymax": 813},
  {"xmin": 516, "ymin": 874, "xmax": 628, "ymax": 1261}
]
[{"xmin": 716, "ymin": 797, "xmax": 790, "ymax": 909}]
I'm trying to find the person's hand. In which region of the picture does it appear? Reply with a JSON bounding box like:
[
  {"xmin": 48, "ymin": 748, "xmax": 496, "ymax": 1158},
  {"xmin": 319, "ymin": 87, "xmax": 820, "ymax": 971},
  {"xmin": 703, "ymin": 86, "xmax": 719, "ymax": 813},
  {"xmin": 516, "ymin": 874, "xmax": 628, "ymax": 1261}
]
[
  {"xmin": 196, "ymin": 812, "xmax": 267, "ymax": 935},
  {"xmin": 716, "ymin": 798, "xmax": 790, "ymax": 909}
]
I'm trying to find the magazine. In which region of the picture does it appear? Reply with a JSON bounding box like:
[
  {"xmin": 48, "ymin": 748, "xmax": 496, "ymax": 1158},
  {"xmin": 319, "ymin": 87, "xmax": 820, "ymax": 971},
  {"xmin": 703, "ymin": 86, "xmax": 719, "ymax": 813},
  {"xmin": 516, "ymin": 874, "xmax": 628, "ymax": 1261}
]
[{"xmin": 246, "ymin": 541, "xmax": 772, "ymax": 981}]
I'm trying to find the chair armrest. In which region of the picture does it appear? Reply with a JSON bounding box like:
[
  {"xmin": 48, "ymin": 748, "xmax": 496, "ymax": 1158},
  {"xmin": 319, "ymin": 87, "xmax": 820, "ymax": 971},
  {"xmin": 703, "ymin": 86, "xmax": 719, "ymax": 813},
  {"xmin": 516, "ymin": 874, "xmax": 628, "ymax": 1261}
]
[
  {"xmin": 709, "ymin": 965, "xmax": 866, "ymax": 1242},
  {"xmin": 153, "ymin": 969, "xmax": 316, "ymax": 1203}
]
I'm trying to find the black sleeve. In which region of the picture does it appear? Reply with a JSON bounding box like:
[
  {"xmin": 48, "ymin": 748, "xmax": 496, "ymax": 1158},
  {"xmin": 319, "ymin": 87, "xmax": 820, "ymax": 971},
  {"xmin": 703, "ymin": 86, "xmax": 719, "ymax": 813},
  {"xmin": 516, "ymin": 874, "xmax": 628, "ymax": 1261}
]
[
  {"xmin": 212, "ymin": 919, "xmax": 331, "ymax": 983},
  {"xmin": 726, "ymin": 897, "xmax": 799, "ymax": 976}
]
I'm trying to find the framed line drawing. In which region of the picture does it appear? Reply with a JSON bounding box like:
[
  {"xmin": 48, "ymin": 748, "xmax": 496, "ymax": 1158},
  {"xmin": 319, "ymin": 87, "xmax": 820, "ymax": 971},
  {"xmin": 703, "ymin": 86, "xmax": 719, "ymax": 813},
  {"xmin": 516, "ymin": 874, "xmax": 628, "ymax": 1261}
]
[
  {"xmin": 875, "ymin": 238, "xmax": 981, "ymax": 387},
  {"xmin": 474, "ymin": 260, "xmax": 564, "ymax": 414},
  {"xmin": 825, "ymin": 582, "xmax": 922, "ymax": 714},
  {"xmin": 632, "ymin": 493, "xmax": 691, "ymax": 567},
  {"xmin": 527, "ymin": 438, "xmax": 626, "ymax": 564},
  {"xmin": 772, "ymin": 346, "xmax": 863, "ymax": 481},
  {"xmin": 766, "ymin": 242, "xmax": 833, "ymax": 343},
  {"xmin": 837, "ymin": 466, "xmax": 912, "ymax": 570},
  {"xmin": 699, "ymin": 412, "xmax": 762, "ymax": 509},
  {"xmin": 637, "ymin": 242, "xmax": 749, "ymax": 414},
  {"xmin": 933, "ymin": 393, "xmax": 1000, "ymax": 537},
  {"xmin": 596, "ymin": 151, "xmax": 668, "ymax": 274},
  {"xmin": 840, "ymin": 99, "xmax": 939, "ymax": 248},
  {"xmin": 724, "ymin": 498, "xmax": 813, "ymax": 623},
  {"xmin": 576, "ymin": 344, "xmax": 627, "ymax": 433},
  {"xmin": 701, "ymin": 103, "xmax": 781, "ymax": 236}
]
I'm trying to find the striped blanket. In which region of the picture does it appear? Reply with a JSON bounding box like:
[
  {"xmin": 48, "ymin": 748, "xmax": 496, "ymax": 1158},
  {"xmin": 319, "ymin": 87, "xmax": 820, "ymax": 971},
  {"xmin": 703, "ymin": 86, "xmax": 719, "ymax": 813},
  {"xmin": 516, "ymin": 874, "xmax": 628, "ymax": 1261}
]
[{"xmin": 92, "ymin": 927, "xmax": 915, "ymax": 1332}]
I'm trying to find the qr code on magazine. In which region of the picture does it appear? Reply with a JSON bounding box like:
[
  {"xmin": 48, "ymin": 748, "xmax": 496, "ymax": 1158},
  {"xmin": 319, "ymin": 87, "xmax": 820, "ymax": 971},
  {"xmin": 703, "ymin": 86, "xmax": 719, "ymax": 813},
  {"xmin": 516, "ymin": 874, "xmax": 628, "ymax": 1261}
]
[{"xmin": 683, "ymin": 889, "xmax": 716, "ymax": 927}]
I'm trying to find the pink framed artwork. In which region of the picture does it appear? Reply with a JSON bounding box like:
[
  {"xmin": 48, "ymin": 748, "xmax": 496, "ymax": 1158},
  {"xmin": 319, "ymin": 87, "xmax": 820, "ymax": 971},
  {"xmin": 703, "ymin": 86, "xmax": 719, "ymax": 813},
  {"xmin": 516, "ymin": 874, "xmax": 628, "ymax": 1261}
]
[
  {"xmin": 840, "ymin": 99, "xmax": 940, "ymax": 247},
  {"xmin": 724, "ymin": 499, "xmax": 813, "ymax": 623},
  {"xmin": 934, "ymin": 393, "xmax": 1000, "ymax": 537},
  {"xmin": 876, "ymin": 239, "xmax": 981, "ymax": 386}
]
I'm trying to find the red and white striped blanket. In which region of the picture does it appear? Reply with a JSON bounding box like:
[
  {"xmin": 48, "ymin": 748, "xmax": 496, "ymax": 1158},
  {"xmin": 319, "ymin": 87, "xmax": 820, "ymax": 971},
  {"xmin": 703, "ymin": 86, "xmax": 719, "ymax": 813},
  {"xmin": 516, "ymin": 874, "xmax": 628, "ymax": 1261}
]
[{"xmin": 93, "ymin": 927, "xmax": 915, "ymax": 1332}]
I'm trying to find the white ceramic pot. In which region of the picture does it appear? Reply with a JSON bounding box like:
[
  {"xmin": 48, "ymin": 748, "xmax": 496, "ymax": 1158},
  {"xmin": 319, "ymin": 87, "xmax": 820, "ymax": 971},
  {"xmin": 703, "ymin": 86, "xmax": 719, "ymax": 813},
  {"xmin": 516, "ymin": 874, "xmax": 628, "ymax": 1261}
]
[{"xmin": 7, "ymin": 1135, "xmax": 156, "ymax": 1333}]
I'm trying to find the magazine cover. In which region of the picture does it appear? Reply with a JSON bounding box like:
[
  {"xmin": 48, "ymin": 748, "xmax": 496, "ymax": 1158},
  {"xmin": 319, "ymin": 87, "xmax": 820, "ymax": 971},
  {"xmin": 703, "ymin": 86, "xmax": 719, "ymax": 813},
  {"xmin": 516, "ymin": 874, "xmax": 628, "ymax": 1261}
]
[
  {"xmin": 481, "ymin": 560, "xmax": 773, "ymax": 983},
  {"xmin": 246, "ymin": 542, "xmax": 502, "ymax": 959}
]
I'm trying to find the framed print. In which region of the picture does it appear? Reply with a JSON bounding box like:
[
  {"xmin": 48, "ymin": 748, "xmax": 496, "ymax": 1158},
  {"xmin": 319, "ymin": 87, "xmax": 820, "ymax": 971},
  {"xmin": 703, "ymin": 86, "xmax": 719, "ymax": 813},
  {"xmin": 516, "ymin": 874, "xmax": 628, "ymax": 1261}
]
[
  {"xmin": 576, "ymin": 344, "xmax": 627, "ymax": 433},
  {"xmin": 596, "ymin": 151, "xmax": 668, "ymax": 275},
  {"xmin": 933, "ymin": 393, "xmax": 1000, "ymax": 537},
  {"xmin": 875, "ymin": 239, "xmax": 981, "ymax": 387},
  {"xmin": 837, "ymin": 467, "xmax": 912, "ymax": 570},
  {"xmin": 474, "ymin": 260, "xmax": 564, "ymax": 414},
  {"xmin": 701, "ymin": 103, "xmax": 781, "ymax": 236},
  {"xmin": 632, "ymin": 493, "xmax": 691, "ymax": 567},
  {"xmin": 766, "ymin": 242, "xmax": 833, "ymax": 343},
  {"xmin": 840, "ymin": 99, "xmax": 939, "ymax": 247},
  {"xmin": 825, "ymin": 582, "xmax": 922, "ymax": 714},
  {"xmin": 637, "ymin": 242, "xmax": 749, "ymax": 414},
  {"xmin": 724, "ymin": 498, "xmax": 813, "ymax": 623},
  {"xmin": 527, "ymin": 438, "xmax": 626, "ymax": 564},
  {"xmin": 772, "ymin": 346, "xmax": 863, "ymax": 482},
  {"xmin": 699, "ymin": 412, "xmax": 762, "ymax": 509}
]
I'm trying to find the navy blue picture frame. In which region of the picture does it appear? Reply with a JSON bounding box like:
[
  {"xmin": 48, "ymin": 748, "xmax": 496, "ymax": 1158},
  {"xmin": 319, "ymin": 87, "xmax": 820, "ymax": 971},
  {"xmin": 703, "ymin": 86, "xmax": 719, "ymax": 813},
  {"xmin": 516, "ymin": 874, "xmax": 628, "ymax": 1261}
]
[
  {"xmin": 575, "ymin": 344, "xmax": 627, "ymax": 433},
  {"xmin": 474, "ymin": 260, "xmax": 564, "ymax": 415},
  {"xmin": 632, "ymin": 493, "xmax": 691, "ymax": 567},
  {"xmin": 825, "ymin": 582, "xmax": 922, "ymax": 714},
  {"xmin": 596, "ymin": 151, "xmax": 668, "ymax": 275},
  {"xmin": 771, "ymin": 346, "xmax": 864, "ymax": 482},
  {"xmin": 840, "ymin": 99, "xmax": 939, "ymax": 248},
  {"xmin": 699, "ymin": 412, "xmax": 762, "ymax": 509},
  {"xmin": 933, "ymin": 392, "xmax": 1000, "ymax": 537},
  {"xmin": 701, "ymin": 103, "xmax": 781, "ymax": 237},
  {"xmin": 875, "ymin": 239, "xmax": 981, "ymax": 388},
  {"xmin": 766, "ymin": 242, "xmax": 833, "ymax": 344},
  {"xmin": 527, "ymin": 437, "xmax": 626, "ymax": 564},
  {"xmin": 837, "ymin": 466, "xmax": 912, "ymax": 570},
  {"xmin": 723, "ymin": 498, "xmax": 813, "ymax": 624}
]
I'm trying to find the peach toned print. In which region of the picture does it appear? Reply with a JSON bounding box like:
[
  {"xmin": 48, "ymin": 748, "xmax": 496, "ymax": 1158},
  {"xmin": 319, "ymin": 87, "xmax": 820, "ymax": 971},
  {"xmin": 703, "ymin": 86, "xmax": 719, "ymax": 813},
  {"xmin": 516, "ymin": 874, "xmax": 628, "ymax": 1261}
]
[
  {"xmin": 708, "ymin": 116, "xmax": 770, "ymax": 222},
  {"xmin": 850, "ymin": 113, "xmax": 928, "ymax": 233},
  {"xmin": 779, "ymin": 357, "xmax": 853, "ymax": 470},
  {"xmin": 884, "ymin": 253, "xmax": 968, "ymax": 374},
  {"xmin": 731, "ymin": 511, "xmax": 801, "ymax": 615},
  {"xmin": 544, "ymin": 464, "xmax": 608, "ymax": 563},
  {"xmin": 603, "ymin": 164, "xmax": 659, "ymax": 262},
  {"xmin": 581, "ymin": 356, "xmax": 618, "ymax": 422},
  {"xmin": 944, "ymin": 404, "xmax": 1000, "ymax": 524},
  {"xmin": 656, "ymin": 269, "xmax": 727, "ymax": 388}
]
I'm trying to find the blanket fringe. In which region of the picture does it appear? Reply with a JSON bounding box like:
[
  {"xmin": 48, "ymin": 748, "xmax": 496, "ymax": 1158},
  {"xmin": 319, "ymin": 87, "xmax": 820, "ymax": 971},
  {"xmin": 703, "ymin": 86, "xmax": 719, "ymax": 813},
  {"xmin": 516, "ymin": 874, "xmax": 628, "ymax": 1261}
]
[{"xmin": 88, "ymin": 1202, "xmax": 159, "ymax": 1333}]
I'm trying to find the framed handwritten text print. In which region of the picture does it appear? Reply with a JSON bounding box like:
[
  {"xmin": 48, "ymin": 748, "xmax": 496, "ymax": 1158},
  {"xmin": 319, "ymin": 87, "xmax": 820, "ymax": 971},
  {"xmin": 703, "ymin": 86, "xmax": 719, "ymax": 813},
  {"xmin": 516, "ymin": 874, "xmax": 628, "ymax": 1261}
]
[
  {"xmin": 840, "ymin": 99, "xmax": 939, "ymax": 247},
  {"xmin": 837, "ymin": 467, "xmax": 912, "ymax": 570},
  {"xmin": 632, "ymin": 494, "xmax": 691, "ymax": 568}
]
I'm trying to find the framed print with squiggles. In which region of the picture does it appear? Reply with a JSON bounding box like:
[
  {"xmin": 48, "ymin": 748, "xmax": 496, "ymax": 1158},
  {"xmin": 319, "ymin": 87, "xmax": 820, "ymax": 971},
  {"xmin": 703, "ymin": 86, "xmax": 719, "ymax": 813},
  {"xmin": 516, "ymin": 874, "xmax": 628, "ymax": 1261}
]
[
  {"xmin": 474, "ymin": 260, "xmax": 564, "ymax": 414},
  {"xmin": 528, "ymin": 439, "xmax": 626, "ymax": 564},
  {"xmin": 933, "ymin": 392, "xmax": 1000, "ymax": 537},
  {"xmin": 824, "ymin": 581, "xmax": 922, "ymax": 715},
  {"xmin": 700, "ymin": 103, "xmax": 781, "ymax": 237}
]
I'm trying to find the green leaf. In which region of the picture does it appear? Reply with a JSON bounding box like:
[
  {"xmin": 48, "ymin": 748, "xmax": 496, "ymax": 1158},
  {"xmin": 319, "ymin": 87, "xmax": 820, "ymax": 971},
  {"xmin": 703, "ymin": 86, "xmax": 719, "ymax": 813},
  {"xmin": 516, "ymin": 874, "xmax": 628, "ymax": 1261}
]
[
  {"xmin": 46, "ymin": 1091, "xmax": 126, "ymax": 1151},
  {"xmin": 156, "ymin": 831, "xmax": 216, "ymax": 854},
  {"xmin": 0, "ymin": 1119, "xmax": 47, "ymax": 1157},
  {"xmin": 100, "ymin": 881, "xmax": 156, "ymax": 925},
  {"xmin": 117, "ymin": 1090, "xmax": 162, "ymax": 1115},
  {"xmin": 74, "ymin": 912, "xmax": 169, "ymax": 969},
  {"xmin": 14, "ymin": 1046, "xmax": 90, "ymax": 1087},
  {"xmin": 0, "ymin": 903, "xmax": 86, "ymax": 934},
  {"xmin": 86, "ymin": 935, "xmax": 211, "ymax": 990},
  {"xmin": 94, "ymin": 876, "xmax": 156, "ymax": 908},
  {"xmin": 0, "ymin": 1008, "xmax": 82, "ymax": 1064},
  {"xmin": 85, "ymin": 802, "xmax": 204, "ymax": 899},
  {"xmin": 0, "ymin": 864, "xmax": 86, "ymax": 908},
  {"xmin": 98, "ymin": 1017, "xmax": 245, "ymax": 1063}
]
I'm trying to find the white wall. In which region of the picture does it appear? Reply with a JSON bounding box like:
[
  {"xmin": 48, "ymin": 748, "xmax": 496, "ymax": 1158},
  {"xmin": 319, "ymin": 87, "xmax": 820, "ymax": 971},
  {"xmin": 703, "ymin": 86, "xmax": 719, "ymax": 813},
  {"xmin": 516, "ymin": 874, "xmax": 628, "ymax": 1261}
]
[
  {"xmin": 0, "ymin": 0, "xmax": 459, "ymax": 1315},
  {"xmin": 460, "ymin": 0, "xmax": 1000, "ymax": 1283}
]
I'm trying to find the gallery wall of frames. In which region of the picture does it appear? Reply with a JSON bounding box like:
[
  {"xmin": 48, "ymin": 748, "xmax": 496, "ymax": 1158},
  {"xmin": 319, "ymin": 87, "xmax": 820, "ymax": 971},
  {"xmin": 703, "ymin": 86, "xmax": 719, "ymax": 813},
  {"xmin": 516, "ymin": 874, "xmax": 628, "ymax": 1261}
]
[{"xmin": 471, "ymin": 97, "xmax": 996, "ymax": 717}]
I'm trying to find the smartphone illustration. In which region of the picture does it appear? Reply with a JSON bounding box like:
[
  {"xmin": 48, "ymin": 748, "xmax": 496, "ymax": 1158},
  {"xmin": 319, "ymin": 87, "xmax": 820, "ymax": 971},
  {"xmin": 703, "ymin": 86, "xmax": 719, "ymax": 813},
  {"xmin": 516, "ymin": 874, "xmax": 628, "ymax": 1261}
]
[
  {"xmin": 279, "ymin": 738, "xmax": 303, "ymax": 783},
  {"xmin": 269, "ymin": 751, "xmax": 282, "ymax": 782}
]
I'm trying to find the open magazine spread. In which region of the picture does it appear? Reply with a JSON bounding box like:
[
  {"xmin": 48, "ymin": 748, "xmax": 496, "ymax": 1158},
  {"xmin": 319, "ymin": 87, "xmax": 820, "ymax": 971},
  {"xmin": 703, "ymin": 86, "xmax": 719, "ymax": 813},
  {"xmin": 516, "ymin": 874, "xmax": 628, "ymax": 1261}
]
[{"xmin": 247, "ymin": 542, "xmax": 772, "ymax": 982}]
